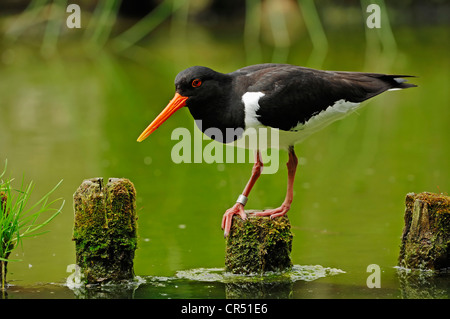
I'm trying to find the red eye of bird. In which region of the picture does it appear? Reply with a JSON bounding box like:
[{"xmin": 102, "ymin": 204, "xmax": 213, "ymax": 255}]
[{"xmin": 192, "ymin": 79, "xmax": 202, "ymax": 88}]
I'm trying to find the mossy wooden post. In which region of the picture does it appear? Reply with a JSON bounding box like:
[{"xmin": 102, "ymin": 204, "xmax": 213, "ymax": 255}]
[
  {"xmin": 399, "ymin": 192, "xmax": 450, "ymax": 272},
  {"xmin": 225, "ymin": 212, "xmax": 293, "ymax": 274},
  {"xmin": 73, "ymin": 178, "xmax": 137, "ymax": 284}
]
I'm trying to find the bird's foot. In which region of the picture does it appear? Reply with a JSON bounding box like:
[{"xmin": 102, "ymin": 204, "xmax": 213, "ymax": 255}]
[
  {"xmin": 221, "ymin": 203, "xmax": 246, "ymax": 238},
  {"xmin": 252, "ymin": 203, "xmax": 290, "ymax": 219}
]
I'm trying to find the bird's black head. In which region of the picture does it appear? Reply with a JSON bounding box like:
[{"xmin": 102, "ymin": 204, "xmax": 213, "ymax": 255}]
[
  {"xmin": 174, "ymin": 66, "xmax": 231, "ymax": 107},
  {"xmin": 137, "ymin": 66, "xmax": 231, "ymax": 142}
]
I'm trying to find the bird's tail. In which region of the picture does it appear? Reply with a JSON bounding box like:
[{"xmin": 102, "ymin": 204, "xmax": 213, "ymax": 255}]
[{"xmin": 379, "ymin": 75, "xmax": 417, "ymax": 91}]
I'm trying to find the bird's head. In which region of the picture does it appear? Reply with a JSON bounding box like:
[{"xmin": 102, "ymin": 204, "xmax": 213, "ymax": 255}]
[{"xmin": 137, "ymin": 66, "xmax": 229, "ymax": 142}]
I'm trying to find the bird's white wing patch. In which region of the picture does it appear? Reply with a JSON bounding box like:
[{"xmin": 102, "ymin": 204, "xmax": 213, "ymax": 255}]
[{"xmin": 242, "ymin": 92, "xmax": 265, "ymax": 128}]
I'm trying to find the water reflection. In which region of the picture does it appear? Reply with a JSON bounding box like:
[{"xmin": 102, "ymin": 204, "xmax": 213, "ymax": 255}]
[
  {"xmin": 397, "ymin": 268, "xmax": 450, "ymax": 299},
  {"xmin": 175, "ymin": 265, "xmax": 345, "ymax": 299},
  {"xmin": 69, "ymin": 277, "xmax": 144, "ymax": 299},
  {"xmin": 65, "ymin": 265, "xmax": 344, "ymax": 299}
]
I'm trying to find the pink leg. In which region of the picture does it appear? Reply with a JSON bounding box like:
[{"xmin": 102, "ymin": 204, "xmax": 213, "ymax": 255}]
[
  {"xmin": 221, "ymin": 151, "xmax": 263, "ymax": 237},
  {"xmin": 253, "ymin": 146, "xmax": 298, "ymax": 218}
]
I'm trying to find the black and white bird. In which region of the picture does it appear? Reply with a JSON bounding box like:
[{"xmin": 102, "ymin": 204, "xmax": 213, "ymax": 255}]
[{"xmin": 137, "ymin": 63, "xmax": 416, "ymax": 237}]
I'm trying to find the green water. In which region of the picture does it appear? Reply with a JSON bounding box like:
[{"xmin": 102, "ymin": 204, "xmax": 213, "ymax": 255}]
[{"xmin": 0, "ymin": 15, "xmax": 449, "ymax": 299}]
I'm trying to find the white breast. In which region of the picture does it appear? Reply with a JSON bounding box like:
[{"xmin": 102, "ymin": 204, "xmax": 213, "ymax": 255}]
[{"xmin": 242, "ymin": 91, "xmax": 265, "ymax": 128}]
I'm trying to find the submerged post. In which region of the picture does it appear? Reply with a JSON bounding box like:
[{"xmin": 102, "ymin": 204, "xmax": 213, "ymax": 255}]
[
  {"xmin": 73, "ymin": 178, "xmax": 137, "ymax": 284},
  {"xmin": 399, "ymin": 192, "xmax": 450, "ymax": 272},
  {"xmin": 225, "ymin": 212, "xmax": 293, "ymax": 274}
]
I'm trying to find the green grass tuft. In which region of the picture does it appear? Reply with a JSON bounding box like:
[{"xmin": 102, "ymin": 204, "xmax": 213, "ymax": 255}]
[{"xmin": 0, "ymin": 159, "xmax": 64, "ymax": 291}]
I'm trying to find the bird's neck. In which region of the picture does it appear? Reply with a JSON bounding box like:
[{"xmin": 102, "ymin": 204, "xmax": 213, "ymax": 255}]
[{"xmin": 187, "ymin": 91, "xmax": 245, "ymax": 143}]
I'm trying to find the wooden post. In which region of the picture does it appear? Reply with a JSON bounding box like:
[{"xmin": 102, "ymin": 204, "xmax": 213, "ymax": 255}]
[
  {"xmin": 225, "ymin": 212, "xmax": 293, "ymax": 274},
  {"xmin": 73, "ymin": 178, "xmax": 137, "ymax": 284},
  {"xmin": 399, "ymin": 192, "xmax": 450, "ymax": 272}
]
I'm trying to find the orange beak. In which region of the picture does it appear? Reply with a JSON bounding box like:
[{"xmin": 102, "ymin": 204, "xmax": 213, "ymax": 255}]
[{"xmin": 137, "ymin": 93, "xmax": 189, "ymax": 142}]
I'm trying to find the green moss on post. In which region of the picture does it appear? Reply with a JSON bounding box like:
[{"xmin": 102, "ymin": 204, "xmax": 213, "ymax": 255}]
[
  {"xmin": 225, "ymin": 212, "xmax": 293, "ymax": 274},
  {"xmin": 399, "ymin": 192, "xmax": 450, "ymax": 271},
  {"xmin": 73, "ymin": 178, "xmax": 137, "ymax": 284}
]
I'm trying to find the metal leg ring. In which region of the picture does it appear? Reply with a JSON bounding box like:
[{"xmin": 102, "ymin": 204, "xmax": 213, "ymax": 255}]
[{"xmin": 236, "ymin": 194, "xmax": 248, "ymax": 206}]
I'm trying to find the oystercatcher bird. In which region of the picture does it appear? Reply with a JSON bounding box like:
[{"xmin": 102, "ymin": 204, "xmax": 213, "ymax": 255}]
[{"xmin": 137, "ymin": 63, "xmax": 416, "ymax": 237}]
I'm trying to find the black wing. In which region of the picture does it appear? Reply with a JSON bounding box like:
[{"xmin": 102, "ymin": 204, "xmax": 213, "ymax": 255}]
[{"xmin": 242, "ymin": 64, "xmax": 415, "ymax": 131}]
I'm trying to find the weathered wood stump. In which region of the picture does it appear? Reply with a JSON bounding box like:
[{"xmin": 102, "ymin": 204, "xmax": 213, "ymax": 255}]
[
  {"xmin": 73, "ymin": 178, "xmax": 138, "ymax": 284},
  {"xmin": 399, "ymin": 192, "xmax": 450, "ymax": 272},
  {"xmin": 225, "ymin": 212, "xmax": 293, "ymax": 274}
]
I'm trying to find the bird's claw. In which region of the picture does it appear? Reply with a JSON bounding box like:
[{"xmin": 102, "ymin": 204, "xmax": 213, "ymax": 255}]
[
  {"xmin": 221, "ymin": 203, "xmax": 246, "ymax": 237},
  {"xmin": 251, "ymin": 204, "xmax": 290, "ymax": 219}
]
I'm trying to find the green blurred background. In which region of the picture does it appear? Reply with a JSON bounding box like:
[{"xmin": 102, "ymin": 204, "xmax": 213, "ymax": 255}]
[{"xmin": 0, "ymin": 0, "xmax": 449, "ymax": 298}]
